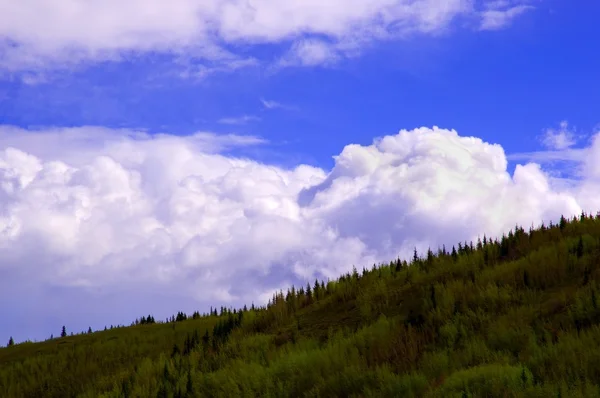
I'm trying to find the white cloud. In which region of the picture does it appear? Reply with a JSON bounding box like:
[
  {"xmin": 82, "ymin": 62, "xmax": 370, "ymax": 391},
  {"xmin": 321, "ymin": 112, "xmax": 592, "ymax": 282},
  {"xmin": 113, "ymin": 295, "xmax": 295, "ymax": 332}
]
[
  {"xmin": 260, "ymin": 98, "xmax": 298, "ymax": 112},
  {"xmin": 217, "ymin": 115, "xmax": 262, "ymax": 125},
  {"xmin": 0, "ymin": 0, "xmax": 535, "ymax": 73},
  {"xmin": 5, "ymin": 123, "xmax": 598, "ymax": 343},
  {"xmin": 509, "ymin": 121, "xmax": 585, "ymax": 182},
  {"xmin": 480, "ymin": 2, "xmax": 534, "ymax": 31},
  {"xmin": 541, "ymin": 120, "xmax": 577, "ymax": 150},
  {"xmin": 278, "ymin": 39, "xmax": 340, "ymax": 67}
]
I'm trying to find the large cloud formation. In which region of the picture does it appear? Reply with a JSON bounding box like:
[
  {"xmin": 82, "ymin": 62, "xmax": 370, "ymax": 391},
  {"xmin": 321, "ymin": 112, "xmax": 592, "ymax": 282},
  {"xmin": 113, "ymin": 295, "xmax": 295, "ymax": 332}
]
[
  {"xmin": 1, "ymin": 124, "xmax": 595, "ymax": 342},
  {"xmin": 0, "ymin": 0, "xmax": 536, "ymax": 72}
]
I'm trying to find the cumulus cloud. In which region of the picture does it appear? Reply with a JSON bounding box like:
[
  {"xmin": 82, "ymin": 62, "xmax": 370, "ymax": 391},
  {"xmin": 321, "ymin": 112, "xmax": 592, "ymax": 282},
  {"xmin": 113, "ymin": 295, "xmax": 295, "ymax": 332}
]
[
  {"xmin": 4, "ymin": 123, "xmax": 598, "ymax": 342},
  {"xmin": 0, "ymin": 0, "xmax": 534, "ymax": 73}
]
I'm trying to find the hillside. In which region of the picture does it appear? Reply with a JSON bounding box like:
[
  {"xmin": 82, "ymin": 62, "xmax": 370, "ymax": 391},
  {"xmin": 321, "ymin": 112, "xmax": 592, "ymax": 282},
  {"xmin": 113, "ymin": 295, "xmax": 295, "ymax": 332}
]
[{"xmin": 2, "ymin": 213, "xmax": 600, "ymax": 397}]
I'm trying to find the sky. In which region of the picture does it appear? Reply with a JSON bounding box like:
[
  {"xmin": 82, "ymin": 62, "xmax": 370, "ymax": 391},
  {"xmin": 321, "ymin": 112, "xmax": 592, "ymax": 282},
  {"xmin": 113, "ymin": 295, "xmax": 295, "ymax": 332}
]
[{"xmin": 0, "ymin": 0, "xmax": 599, "ymax": 344}]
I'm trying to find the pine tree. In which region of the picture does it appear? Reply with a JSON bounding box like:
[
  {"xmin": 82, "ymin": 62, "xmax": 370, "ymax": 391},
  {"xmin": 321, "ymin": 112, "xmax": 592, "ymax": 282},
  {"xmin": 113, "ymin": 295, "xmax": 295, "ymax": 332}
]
[
  {"xmin": 61, "ymin": 326, "xmax": 67, "ymax": 338},
  {"xmin": 314, "ymin": 279, "xmax": 320, "ymax": 300},
  {"xmin": 7, "ymin": 336, "xmax": 14, "ymax": 347},
  {"xmin": 559, "ymin": 215, "xmax": 567, "ymax": 231},
  {"xmin": 426, "ymin": 247, "xmax": 434, "ymax": 266}
]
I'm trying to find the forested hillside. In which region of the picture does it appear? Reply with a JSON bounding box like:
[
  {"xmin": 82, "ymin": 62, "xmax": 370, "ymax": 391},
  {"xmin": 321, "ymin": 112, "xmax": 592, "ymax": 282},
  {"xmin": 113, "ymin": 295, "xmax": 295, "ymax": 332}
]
[{"xmin": 2, "ymin": 213, "xmax": 600, "ymax": 397}]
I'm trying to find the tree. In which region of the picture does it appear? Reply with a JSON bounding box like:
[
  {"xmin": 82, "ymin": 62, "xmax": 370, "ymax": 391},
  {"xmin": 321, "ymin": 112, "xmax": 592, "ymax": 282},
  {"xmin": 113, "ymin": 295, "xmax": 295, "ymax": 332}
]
[
  {"xmin": 87, "ymin": 327, "xmax": 92, "ymax": 334},
  {"xmin": 395, "ymin": 258, "xmax": 403, "ymax": 272},
  {"xmin": 7, "ymin": 336, "xmax": 14, "ymax": 347},
  {"xmin": 523, "ymin": 270, "xmax": 530, "ymax": 288},
  {"xmin": 576, "ymin": 236, "xmax": 584, "ymax": 258},
  {"xmin": 426, "ymin": 247, "xmax": 434, "ymax": 266},
  {"xmin": 61, "ymin": 326, "xmax": 67, "ymax": 338},
  {"xmin": 559, "ymin": 215, "xmax": 567, "ymax": 231},
  {"xmin": 186, "ymin": 371, "xmax": 194, "ymax": 395}
]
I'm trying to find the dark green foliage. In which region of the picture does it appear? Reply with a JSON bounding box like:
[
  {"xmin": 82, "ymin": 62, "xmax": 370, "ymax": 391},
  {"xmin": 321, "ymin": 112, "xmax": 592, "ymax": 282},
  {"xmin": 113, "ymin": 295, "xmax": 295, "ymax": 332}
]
[
  {"xmin": 61, "ymin": 325, "xmax": 67, "ymax": 338},
  {"xmin": 7, "ymin": 337, "xmax": 13, "ymax": 347},
  {"xmin": 3, "ymin": 214, "xmax": 600, "ymax": 397}
]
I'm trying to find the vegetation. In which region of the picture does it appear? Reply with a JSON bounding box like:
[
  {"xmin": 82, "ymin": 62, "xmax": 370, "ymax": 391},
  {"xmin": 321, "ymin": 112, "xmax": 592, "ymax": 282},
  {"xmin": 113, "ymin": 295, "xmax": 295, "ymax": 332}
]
[{"xmin": 2, "ymin": 213, "xmax": 600, "ymax": 397}]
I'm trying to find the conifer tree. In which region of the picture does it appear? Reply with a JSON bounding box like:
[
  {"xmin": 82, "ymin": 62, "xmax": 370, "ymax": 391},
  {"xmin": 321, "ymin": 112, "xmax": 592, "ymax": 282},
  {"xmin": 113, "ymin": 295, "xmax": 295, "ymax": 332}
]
[
  {"xmin": 186, "ymin": 371, "xmax": 194, "ymax": 395},
  {"xmin": 426, "ymin": 247, "xmax": 434, "ymax": 266},
  {"xmin": 395, "ymin": 258, "xmax": 402, "ymax": 272},
  {"xmin": 7, "ymin": 336, "xmax": 14, "ymax": 347},
  {"xmin": 559, "ymin": 215, "xmax": 567, "ymax": 230},
  {"xmin": 61, "ymin": 326, "xmax": 67, "ymax": 338},
  {"xmin": 577, "ymin": 236, "xmax": 584, "ymax": 258}
]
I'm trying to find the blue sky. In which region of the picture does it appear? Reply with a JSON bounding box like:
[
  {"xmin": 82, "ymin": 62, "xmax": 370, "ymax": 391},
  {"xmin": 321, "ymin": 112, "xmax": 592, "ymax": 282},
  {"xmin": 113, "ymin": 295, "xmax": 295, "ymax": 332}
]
[
  {"xmin": 2, "ymin": 1, "xmax": 598, "ymax": 170},
  {"xmin": 1, "ymin": 0, "xmax": 600, "ymax": 343}
]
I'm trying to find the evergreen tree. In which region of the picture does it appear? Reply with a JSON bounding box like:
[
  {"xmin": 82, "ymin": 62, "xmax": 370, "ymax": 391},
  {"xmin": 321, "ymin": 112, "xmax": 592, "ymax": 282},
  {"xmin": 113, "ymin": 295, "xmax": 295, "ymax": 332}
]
[
  {"xmin": 426, "ymin": 247, "xmax": 434, "ymax": 267},
  {"xmin": 156, "ymin": 384, "xmax": 168, "ymax": 398},
  {"xmin": 186, "ymin": 371, "xmax": 194, "ymax": 395},
  {"xmin": 314, "ymin": 279, "xmax": 320, "ymax": 299},
  {"xmin": 576, "ymin": 236, "xmax": 584, "ymax": 258},
  {"xmin": 7, "ymin": 336, "xmax": 14, "ymax": 347},
  {"xmin": 395, "ymin": 258, "xmax": 402, "ymax": 272},
  {"xmin": 559, "ymin": 215, "xmax": 567, "ymax": 230},
  {"xmin": 171, "ymin": 343, "xmax": 180, "ymax": 358},
  {"xmin": 61, "ymin": 326, "xmax": 67, "ymax": 338}
]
